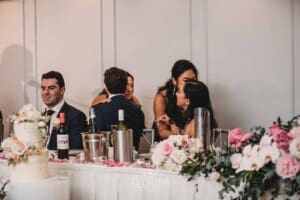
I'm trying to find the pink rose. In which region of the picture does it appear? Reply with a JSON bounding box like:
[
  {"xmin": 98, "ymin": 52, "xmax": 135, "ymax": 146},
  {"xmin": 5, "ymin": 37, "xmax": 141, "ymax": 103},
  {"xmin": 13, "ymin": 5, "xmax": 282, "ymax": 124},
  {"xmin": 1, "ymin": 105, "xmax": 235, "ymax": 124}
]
[
  {"xmin": 181, "ymin": 136, "xmax": 190, "ymax": 148},
  {"xmin": 161, "ymin": 141, "xmax": 173, "ymax": 155},
  {"xmin": 269, "ymin": 125, "xmax": 292, "ymax": 152},
  {"xmin": 241, "ymin": 132, "xmax": 252, "ymax": 142},
  {"xmin": 228, "ymin": 128, "xmax": 243, "ymax": 143},
  {"xmin": 276, "ymin": 154, "xmax": 300, "ymax": 179},
  {"xmin": 228, "ymin": 128, "xmax": 252, "ymax": 149}
]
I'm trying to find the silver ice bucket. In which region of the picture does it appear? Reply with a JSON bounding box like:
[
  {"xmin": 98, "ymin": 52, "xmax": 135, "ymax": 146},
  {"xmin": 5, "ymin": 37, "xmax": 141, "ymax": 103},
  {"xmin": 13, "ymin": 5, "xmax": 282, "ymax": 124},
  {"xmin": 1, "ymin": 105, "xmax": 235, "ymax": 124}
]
[
  {"xmin": 194, "ymin": 107, "xmax": 212, "ymax": 150},
  {"xmin": 81, "ymin": 132, "xmax": 109, "ymax": 162},
  {"xmin": 112, "ymin": 129, "xmax": 133, "ymax": 163}
]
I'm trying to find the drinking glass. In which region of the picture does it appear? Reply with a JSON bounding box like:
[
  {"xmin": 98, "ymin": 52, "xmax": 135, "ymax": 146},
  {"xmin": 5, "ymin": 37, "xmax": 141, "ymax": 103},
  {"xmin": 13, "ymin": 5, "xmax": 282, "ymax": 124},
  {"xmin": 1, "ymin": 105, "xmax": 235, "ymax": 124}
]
[{"xmin": 212, "ymin": 128, "xmax": 229, "ymax": 150}]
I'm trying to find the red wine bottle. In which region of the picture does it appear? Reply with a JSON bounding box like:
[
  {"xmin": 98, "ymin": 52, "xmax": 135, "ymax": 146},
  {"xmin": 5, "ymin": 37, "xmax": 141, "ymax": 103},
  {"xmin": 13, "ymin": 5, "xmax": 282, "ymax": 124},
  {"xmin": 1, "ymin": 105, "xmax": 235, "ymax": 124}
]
[{"xmin": 57, "ymin": 113, "xmax": 69, "ymax": 159}]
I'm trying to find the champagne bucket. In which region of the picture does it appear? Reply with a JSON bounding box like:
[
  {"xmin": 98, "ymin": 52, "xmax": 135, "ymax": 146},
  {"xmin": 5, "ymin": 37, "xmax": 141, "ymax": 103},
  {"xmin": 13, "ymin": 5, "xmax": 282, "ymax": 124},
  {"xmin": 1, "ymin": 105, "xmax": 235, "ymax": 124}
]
[
  {"xmin": 194, "ymin": 107, "xmax": 211, "ymax": 150},
  {"xmin": 112, "ymin": 129, "xmax": 133, "ymax": 163},
  {"xmin": 81, "ymin": 132, "xmax": 109, "ymax": 162}
]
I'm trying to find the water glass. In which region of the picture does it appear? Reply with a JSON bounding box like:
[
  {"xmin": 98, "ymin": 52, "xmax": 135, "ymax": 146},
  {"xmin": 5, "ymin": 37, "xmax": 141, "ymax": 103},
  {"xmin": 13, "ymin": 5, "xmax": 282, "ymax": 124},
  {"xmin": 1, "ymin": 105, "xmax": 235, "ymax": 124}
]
[{"xmin": 212, "ymin": 128, "xmax": 229, "ymax": 150}]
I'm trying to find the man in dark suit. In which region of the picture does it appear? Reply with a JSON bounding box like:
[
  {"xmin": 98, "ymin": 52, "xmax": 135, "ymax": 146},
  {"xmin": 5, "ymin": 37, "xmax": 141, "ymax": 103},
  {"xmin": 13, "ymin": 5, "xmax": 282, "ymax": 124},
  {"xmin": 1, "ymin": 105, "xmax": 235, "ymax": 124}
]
[
  {"xmin": 41, "ymin": 71, "xmax": 88, "ymax": 150},
  {"xmin": 93, "ymin": 67, "xmax": 145, "ymax": 150}
]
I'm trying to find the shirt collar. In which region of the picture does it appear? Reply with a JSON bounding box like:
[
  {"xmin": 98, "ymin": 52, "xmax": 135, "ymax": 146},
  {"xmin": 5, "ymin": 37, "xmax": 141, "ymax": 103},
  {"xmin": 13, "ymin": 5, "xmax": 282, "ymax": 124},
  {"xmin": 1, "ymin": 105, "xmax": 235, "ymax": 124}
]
[
  {"xmin": 46, "ymin": 99, "xmax": 65, "ymax": 114},
  {"xmin": 108, "ymin": 94, "xmax": 124, "ymax": 100}
]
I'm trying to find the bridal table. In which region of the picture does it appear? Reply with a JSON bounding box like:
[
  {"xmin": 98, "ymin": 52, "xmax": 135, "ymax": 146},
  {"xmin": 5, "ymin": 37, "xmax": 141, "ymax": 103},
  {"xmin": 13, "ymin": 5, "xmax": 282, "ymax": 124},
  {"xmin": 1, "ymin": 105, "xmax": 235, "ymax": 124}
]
[{"xmin": 0, "ymin": 159, "xmax": 220, "ymax": 200}]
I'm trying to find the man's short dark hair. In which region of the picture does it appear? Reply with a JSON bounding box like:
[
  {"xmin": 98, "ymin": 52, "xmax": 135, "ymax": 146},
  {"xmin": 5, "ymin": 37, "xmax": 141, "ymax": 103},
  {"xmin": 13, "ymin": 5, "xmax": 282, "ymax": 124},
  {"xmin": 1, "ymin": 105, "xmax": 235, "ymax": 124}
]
[
  {"xmin": 104, "ymin": 67, "xmax": 127, "ymax": 94},
  {"xmin": 41, "ymin": 71, "xmax": 65, "ymax": 88}
]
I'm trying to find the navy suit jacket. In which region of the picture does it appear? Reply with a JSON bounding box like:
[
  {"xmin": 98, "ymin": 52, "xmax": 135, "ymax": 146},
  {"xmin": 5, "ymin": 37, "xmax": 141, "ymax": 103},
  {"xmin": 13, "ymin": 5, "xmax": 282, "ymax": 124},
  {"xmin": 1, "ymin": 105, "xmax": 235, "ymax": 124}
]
[
  {"xmin": 93, "ymin": 95, "xmax": 145, "ymax": 150},
  {"xmin": 48, "ymin": 102, "xmax": 88, "ymax": 150}
]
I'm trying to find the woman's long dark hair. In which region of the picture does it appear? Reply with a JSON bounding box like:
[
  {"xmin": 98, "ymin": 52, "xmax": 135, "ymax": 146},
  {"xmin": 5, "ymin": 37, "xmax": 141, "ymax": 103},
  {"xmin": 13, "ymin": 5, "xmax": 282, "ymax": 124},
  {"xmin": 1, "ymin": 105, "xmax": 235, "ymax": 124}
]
[
  {"xmin": 157, "ymin": 59, "xmax": 198, "ymax": 128},
  {"xmin": 183, "ymin": 80, "xmax": 217, "ymax": 129}
]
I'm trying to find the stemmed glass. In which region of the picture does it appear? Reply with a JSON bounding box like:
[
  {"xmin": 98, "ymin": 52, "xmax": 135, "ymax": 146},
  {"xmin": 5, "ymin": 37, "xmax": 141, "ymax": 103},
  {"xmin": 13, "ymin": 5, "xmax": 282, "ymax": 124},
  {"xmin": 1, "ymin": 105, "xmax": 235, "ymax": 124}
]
[{"xmin": 212, "ymin": 128, "xmax": 230, "ymax": 150}]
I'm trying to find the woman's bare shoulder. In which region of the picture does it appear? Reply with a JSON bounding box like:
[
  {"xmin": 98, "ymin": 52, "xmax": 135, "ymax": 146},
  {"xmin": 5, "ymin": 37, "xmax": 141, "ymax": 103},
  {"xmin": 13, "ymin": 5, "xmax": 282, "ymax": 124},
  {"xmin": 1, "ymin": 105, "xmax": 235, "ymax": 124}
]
[
  {"xmin": 130, "ymin": 95, "xmax": 140, "ymax": 105},
  {"xmin": 91, "ymin": 93, "xmax": 108, "ymax": 106},
  {"xmin": 155, "ymin": 89, "xmax": 167, "ymax": 99}
]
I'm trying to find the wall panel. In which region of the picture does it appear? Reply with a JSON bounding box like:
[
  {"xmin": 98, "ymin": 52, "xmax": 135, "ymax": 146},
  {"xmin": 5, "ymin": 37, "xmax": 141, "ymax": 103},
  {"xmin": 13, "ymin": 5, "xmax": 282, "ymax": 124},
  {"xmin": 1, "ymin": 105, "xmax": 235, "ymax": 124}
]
[
  {"xmin": 36, "ymin": 0, "xmax": 102, "ymax": 113},
  {"xmin": 0, "ymin": 0, "xmax": 24, "ymax": 135},
  {"xmin": 116, "ymin": 0, "xmax": 191, "ymax": 127},
  {"xmin": 207, "ymin": 0, "xmax": 293, "ymax": 130}
]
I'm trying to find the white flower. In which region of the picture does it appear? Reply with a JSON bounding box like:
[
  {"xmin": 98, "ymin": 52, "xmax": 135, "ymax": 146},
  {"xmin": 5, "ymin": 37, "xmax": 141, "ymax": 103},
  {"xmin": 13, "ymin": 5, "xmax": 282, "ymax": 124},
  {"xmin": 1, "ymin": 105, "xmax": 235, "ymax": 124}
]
[
  {"xmin": 1, "ymin": 137, "xmax": 13, "ymax": 149},
  {"xmin": 38, "ymin": 121, "xmax": 46, "ymax": 128},
  {"xmin": 231, "ymin": 153, "xmax": 242, "ymax": 171},
  {"xmin": 259, "ymin": 143, "xmax": 280, "ymax": 164},
  {"xmin": 170, "ymin": 149, "xmax": 187, "ymax": 164},
  {"xmin": 239, "ymin": 145, "xmax": 264, "ymax": 171},
  {"xmin": 52, "ymin": 118, "xmax": 60, "ymax": 129},
  {"xmin": 168, "ymin": 135, "xmax": 183, "ymax": 146},
  {"xmin": 164, "ymin": 159, "xmax": 181, "ymax": 171},
  {"xmin": 189, "ymin": 138, "xmax": 203, "ymax": 153},
  {"xmin": 151, "ymin": 149, "xmax": 165, "ymax": 166},
  {"xmin": 290, "ymin": 126, "xmax": 300, "ymax": 138},
  {"xmin": 26, "ymin": 110, "xmax": 41, "ymax": 121},
  {"xmin": 20, "ymin": 104, "xmax": 35, "ymax": 113},
  {"xmin": 208, "ymin": 171, "xmax": 220, "ymax": 181},
  {"xmin": 240, "ymin": 154, "xmax": 264, "ymax": 171},
  {"xmin": 259, "ymin": 135, "xmax": 272, "ymax": 148},
  {"xmin": 242, "ymin": 144, "xmax": 259, "ymax": 158},
  {"xmin": 289, "ymin": 137, "xmax": 300, "ymax": 159}
]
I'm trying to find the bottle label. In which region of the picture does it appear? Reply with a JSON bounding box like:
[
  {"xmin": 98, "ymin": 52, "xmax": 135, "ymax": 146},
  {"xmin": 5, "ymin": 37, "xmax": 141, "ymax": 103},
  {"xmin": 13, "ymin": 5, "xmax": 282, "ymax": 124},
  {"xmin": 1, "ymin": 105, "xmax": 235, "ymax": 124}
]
[{"xmin": 57, "ymin": 135, "xmax": 69, "ymax": 149}]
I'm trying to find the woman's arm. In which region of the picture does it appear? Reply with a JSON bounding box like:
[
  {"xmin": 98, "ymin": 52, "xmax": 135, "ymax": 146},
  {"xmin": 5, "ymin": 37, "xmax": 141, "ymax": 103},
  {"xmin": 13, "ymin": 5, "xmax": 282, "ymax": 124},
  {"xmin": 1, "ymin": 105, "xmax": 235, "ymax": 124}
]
[
  {"xmin": 131, "ymin": 95, "xmax": 140, "ymax": 105},
  {"xmin": 91, "ymin": 93, "xmax": 109, "ymax": 106},
  {"xmin": 153, "ymin": 91, "xmax": 180, "ymax": 139}
]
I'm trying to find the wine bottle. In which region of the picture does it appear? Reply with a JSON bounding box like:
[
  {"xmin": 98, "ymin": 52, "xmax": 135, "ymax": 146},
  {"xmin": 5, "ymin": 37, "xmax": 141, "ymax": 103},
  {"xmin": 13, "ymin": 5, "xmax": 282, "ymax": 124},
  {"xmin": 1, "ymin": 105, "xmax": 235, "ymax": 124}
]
[
  {"xmin": 117, "ymin": 109, "xmax": 128, "ymax": 131},
  {"xmin": 89, "ymin": 107, "xmax": 97, "ymax": 133},
  {"xmin": 57, "ymin": 112, "xmax": 69, "ymax": 159}
]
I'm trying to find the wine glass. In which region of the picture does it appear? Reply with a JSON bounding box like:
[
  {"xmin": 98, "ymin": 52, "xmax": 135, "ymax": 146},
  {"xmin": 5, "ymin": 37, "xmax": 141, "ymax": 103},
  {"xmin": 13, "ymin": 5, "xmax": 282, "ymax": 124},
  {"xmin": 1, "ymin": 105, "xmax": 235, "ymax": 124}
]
[{"xmin": 212, "ymin": 128, "xmax": 229, "ymax": 150}]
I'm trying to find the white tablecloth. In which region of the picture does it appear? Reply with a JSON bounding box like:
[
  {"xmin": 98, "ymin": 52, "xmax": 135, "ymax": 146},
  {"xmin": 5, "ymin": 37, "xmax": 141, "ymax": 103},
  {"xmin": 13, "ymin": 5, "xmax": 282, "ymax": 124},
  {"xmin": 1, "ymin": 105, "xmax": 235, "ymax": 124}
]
[
  {"xmin": 0, "ymin": 159, "xmax": 221, "ymax": 200},
  {"xmin": 8, "ymin": 176, "xmax": 70, "ymax": 200}
]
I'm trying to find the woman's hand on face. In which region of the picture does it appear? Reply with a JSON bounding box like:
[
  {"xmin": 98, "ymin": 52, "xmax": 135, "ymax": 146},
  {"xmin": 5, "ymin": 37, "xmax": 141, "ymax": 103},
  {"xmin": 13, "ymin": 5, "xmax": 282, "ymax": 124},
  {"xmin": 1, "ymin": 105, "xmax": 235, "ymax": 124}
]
[
  {"xmin": 170, "ymin": 123, "xmax": 180, "ymax": 135},
  {"xmin": 156, "ymin": 114, "xmax": 170, "ymax": 126}
]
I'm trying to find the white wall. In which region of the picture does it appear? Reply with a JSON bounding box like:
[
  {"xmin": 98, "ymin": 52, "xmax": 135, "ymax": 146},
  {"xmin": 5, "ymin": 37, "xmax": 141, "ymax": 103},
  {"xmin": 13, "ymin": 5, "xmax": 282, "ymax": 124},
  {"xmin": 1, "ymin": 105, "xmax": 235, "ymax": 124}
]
[{"xmin": 0, "ymin": 0, "xmax": 299, "ymax": 136}]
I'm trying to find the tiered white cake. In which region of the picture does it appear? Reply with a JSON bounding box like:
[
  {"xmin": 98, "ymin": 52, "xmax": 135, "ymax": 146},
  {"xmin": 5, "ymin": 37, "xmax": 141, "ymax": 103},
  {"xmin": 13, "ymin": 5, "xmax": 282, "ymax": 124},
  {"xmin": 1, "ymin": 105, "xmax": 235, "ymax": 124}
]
[{"xmin": 1, "ymin": 104, "xmax": 49, "ymax": 182}]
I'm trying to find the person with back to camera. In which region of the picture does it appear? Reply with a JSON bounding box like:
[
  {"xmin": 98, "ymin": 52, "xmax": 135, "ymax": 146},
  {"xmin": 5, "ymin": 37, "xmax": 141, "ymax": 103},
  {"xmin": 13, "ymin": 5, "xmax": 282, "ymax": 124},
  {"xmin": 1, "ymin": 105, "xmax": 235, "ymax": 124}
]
[
  {"xmin": 176, "ymin": 79, "xmax": 217, "ymax": 137},
  {"xmin": 153, "ymin": 59, "xmax": 198, "ymax": 140},
  {"xmin": 91, "ymin": 72, "xmax": 141, "ymax": 108},
  {"xmin": 93, "ymin": 67, "xmax": 145, "ymax": 150},
  {"xmin": 40, "ymin": 71, "xmax": 88, "ymax": 150}
]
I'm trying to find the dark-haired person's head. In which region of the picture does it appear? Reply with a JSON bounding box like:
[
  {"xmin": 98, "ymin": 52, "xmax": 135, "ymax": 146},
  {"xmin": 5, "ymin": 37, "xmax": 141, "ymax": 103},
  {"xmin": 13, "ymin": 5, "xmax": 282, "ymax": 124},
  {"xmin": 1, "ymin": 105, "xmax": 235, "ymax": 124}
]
[
  {"xmin": 41, "ymin": 71, "xmax": 65, "ymax": 108},
  {"xmin": 125, "ymin": 72, "xmax": 135, "ymax": 100},
  {"xmin": 171, "ymin": 59, "xmax": 198, "ymax": 89},
  {"xmin": 41, "ymin": 71, "xmax": 65, "ymax": 88},
  {"xmin": 176, "ymin": 80, "xmax": 213, "ymax": 121},
  {"xmin": 185, "ymin": 80, "xmax": 210, "ymax": 111},
  {"xmin": 104, "ymin": 67, "xmax": 128, "ymax": 94}
]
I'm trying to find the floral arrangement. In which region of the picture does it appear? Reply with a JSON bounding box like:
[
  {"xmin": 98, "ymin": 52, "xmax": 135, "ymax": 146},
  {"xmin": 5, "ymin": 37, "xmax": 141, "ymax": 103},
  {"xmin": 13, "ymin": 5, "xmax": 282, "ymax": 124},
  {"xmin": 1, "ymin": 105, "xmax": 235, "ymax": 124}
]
[
  {"xmin": 179, "ymin": 116, "xmax": 300, "ymax": 199},
  {"xmin": 8, "ymin": 104, "xmax": 48, "ymax": 132},
  {"xmin": 1, "ymin": 104, "xmax": 48, "ymax": 166},
  {"xmin": 151, "ymin": 135, "xmax": 203, "ymax": 172}
]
